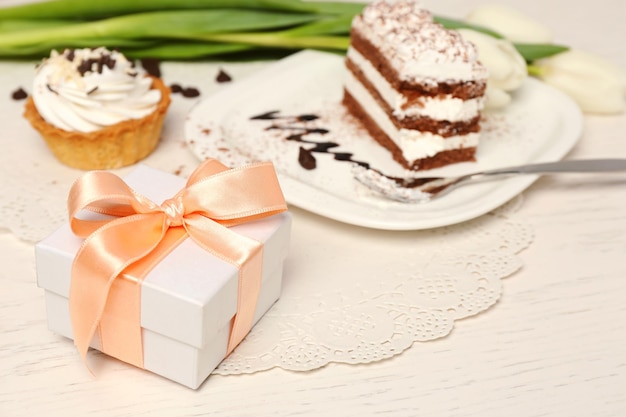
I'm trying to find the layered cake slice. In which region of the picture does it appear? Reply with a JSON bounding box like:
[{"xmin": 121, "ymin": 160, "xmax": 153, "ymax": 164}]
[{"xmin": 343, "ymin": 0, "xmax": 488, "ymax": 171}]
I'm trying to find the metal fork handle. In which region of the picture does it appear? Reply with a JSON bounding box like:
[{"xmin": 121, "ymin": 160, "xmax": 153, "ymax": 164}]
[{"xmin": 477, "ymin": 159, "xmax": 626, "ymax": 178}]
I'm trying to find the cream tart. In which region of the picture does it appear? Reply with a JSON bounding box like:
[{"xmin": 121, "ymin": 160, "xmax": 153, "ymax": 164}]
[{"xmin": 24, "ymin": 47, "xmax": 171, "ymax": 170}]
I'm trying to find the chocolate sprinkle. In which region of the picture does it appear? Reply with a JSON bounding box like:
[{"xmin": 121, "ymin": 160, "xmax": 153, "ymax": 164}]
[
  {"xmin": 298, "ymin": 147, "xmax": 317, "ymax": 170},
  {"xmin": 181, "ymin": 87, "xmax": 200, "ymax": 97},
  {"xmin": 140, "ymin": 58, "xmax": 162, "ymax": 78},
  {"xmin": 169, "ymin": 83, "xmax": 200, "ymax": 98},
  {"xmin": 11, "ymin": 87, "xmax": 28, "ymax": 100},
  {"xmin": 76, "ymin": 54, "xmax": 116, "ymax": 76},
  {"xmin": 216, "ymin": 69, "xmax": 232, "ymax": 83}
]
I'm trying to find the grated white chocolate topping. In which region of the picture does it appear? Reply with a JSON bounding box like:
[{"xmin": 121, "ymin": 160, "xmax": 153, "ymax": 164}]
[
  {"xmin": 353, "ymin": 0, "xmax": 488, "ymax": 84},
  {"xmin": 361, "ymin": 0, "xmax": 433, "ymax": 30},
  {"xmin": 32, "ymin": 47, "xmax": 161, "ymax": 133}
]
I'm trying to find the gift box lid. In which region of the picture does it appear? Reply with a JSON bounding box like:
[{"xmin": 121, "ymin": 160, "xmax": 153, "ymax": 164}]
[{"xmin": 36, "ymin": 164, "xmax": 291, "ymax": 350}]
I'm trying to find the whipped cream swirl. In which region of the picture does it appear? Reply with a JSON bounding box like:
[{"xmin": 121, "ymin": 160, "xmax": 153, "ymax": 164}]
[{"xmin": 32, "ymin": 47, "xmax": 162, "ymax": 133}]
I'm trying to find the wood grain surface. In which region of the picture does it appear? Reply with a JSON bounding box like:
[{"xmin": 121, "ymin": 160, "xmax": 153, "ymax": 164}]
[{"xmin": 1, "ymin": 0, "xmax": 625, "ymax": 416}]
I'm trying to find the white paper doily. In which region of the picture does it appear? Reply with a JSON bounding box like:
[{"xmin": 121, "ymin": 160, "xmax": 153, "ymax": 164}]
[
  {"xmin": 217, "ymin": 197, "xmax": 531, "ymax": 374},
  {"xmin": 1, "ymin": 60, "xmax": 533, "ymax": 375}
]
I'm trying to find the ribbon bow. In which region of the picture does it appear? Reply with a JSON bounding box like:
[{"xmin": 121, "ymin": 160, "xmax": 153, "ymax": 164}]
[{"xmin": 68, "ymin": 159, "xmax": 287, "ymax": 368}]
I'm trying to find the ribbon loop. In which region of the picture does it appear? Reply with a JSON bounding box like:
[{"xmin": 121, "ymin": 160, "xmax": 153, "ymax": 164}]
[{"xmin": 68, "ymin": 159, "xmax": 288, "ymax": 369}]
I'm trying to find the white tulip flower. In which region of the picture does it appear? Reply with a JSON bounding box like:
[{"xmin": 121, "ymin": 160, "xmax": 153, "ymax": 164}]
[
  {"xmin": 458, "ymin": 29, "xmax": 528, "ymax": 109},
  {"xmin": 465, "ymin": 4, "xmax": 552, "ymax": 44},
  {"xmin": 533, "ymin": 49, "xmax": 626, "ymax": 114},
  {"xmin": 484, "ymin": 86, "xmax": 514, "ymax": 109}
]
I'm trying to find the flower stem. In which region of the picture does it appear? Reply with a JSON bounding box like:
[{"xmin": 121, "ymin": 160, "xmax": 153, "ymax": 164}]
[{"xmin": 527, "ymin": 64, "xmax": 544, "ymax": 77}]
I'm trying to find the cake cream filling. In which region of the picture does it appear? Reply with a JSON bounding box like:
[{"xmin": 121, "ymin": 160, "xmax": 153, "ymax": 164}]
[
  {"xmin": 345, "ymin": 71, "xmax": 479, "ymax": 162},
  {"xmin": 347, "ymin": 47, "xmax": 484, "ymax": 122}
]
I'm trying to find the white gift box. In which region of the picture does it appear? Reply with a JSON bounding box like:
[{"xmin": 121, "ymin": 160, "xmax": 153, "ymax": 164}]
[{"xmin": 35, "ymin": 165, "xmax": 292, "ymax": 389}]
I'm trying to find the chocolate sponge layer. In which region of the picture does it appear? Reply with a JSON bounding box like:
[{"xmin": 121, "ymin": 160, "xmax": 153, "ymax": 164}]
[{"xmin": 342, "ymin": 90, "xmax": 476, "ymax": 171}]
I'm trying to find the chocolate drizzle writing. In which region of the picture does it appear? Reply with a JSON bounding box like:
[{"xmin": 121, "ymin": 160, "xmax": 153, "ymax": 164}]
[
  {"xmin": 250, "ymin": 110, "xmax": 440, "ymax": 191},
  {"xmin": 251, "ymin": 110, "xmax": 370, "ymax": 171}
]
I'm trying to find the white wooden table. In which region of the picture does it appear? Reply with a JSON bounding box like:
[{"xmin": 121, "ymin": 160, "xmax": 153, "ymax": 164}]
[{"xmin": 1, "ymin": 0, "xmax": 626, "ymax": 416}]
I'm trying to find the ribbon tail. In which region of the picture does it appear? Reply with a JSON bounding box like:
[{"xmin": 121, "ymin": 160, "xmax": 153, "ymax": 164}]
[
  {"xmin": 226, "ymin": 244, "xmax": 264, "ymax": 354},
  {"xmin": 184, "ymin": 214, "xmax": 264, "ymax": 355},
  {"xmin": 69, "ymin": 213, "xmax": 167, "ymax": 370}
]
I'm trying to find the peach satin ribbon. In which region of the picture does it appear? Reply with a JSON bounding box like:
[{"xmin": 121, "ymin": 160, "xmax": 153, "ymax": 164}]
[{"xmin": 68, "ymin": 159, "xmax": 287, "ymax": 369}]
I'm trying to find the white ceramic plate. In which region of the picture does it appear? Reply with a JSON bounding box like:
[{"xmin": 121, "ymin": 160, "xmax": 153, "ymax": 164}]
[{"xmin": 185, "ymin": 50, "xmax": 583, "ymax": 230}]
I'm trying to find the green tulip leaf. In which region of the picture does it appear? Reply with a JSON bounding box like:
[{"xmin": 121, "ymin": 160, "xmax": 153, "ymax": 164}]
[
  {"xmin": 514, "ymin": 43, "xmax": 570, "ymax": 62},
  {"xmin": 434, "ymin": 16, "xmax": 504, "ymax": 39}
]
